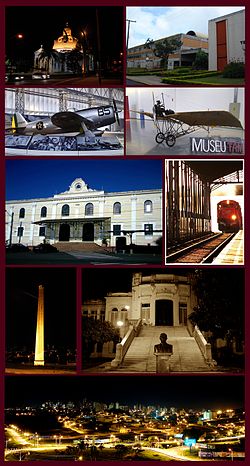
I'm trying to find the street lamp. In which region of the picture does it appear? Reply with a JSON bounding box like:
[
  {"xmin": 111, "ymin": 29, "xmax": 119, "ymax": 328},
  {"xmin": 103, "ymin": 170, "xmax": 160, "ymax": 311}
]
[
  {"xmin": 228, "ymin": 448, "xmax": 234, "ymax": 461},
  {"xmin": 117, "ymin": 320, "xmax": 124, "ymax": 339}
]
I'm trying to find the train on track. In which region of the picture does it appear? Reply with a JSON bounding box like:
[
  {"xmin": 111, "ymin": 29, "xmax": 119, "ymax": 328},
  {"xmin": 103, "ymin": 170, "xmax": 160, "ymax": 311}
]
[{"xmin": 217, "ymin": 199, "xmax": 242, "ymax": 232}]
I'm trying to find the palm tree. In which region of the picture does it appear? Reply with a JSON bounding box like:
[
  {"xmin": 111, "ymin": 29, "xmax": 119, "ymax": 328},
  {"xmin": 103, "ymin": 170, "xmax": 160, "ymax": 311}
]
[{"xmin": 36, "ymin": 47, "xmax": 58, "ymax": 73}]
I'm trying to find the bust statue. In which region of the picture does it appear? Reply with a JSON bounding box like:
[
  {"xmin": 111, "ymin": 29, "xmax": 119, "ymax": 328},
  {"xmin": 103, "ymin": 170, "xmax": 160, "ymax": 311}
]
[{"xmin": 154, "ymin": 333, "xmax": 173, "ymax": 353}]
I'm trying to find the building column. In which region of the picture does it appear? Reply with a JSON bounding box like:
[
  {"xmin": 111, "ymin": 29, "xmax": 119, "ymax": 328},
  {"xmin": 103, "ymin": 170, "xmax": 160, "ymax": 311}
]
[
  {"xmin": 29, "ymin": 203, "xmax": 37, "ymax": 244},
  {"xmin": 131, "ymin": 195, "xmax": 137, "ymax": 243}
]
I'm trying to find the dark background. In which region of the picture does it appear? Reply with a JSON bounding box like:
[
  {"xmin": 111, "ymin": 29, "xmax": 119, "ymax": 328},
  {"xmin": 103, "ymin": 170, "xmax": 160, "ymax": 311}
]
[
  {"xmin": 6, "ymin": 6, "xmax": 123, "ymax": 66},
  {"xmin": 6, "ymin": 268, "xmax": 76, "ymax": 351},
  {"xmin": 5, "ymin": 375, "xmax": 244, "ymax": 410}
]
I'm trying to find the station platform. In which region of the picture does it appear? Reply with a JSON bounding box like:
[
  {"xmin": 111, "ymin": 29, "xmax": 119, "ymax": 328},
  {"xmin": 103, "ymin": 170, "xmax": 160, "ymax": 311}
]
[{"xmin": 213, "ymin": 230, "xmax": 244, "ymax": 265}]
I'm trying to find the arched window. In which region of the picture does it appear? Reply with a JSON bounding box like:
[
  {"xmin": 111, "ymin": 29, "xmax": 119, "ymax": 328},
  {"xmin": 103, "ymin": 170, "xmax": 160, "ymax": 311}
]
[
  {"xmin": 85, "ymin": 203, "xmax": 94, "ymax": 216},
  {"xmin": 121, "ymin": 307, "xmax": 128, "ymax": 322},
  {"xmin": 113, "ymin": 202, "xmax": 121, "ymax": 214},
  {"xmin": 41, "ymin": 206, "xmax": 47, "ymax": 218},
  {"xmin": 61, "ymin": 204, "xmax": 70, "ymax": 216},
  {"xmin": 19, "ymin": 208, "xmax": 25, "ymax": 219},
  {"xmin": 144, "ymin": 200, "xmax": 153, "ymax": 213},
  {"xmin": 111, "ymin": 308, "xmax": 118, "ymax": 325}
]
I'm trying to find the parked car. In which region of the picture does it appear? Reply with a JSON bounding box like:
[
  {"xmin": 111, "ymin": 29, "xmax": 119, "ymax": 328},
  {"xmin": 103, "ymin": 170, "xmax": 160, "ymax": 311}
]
[
  {"xmin": 33, "ymin": 243, "xmax": 58, "ymax": 253},
  {"xmin": 5, "ymin": 73, "xmax": 25, "ymax": 82},
  {"xmin": 6, "ymin": 243, "xmax": 30, "ymax": 252},
  {"xmin": 32, "ymin": 71, "xmax": 50, "ymax": 80}
]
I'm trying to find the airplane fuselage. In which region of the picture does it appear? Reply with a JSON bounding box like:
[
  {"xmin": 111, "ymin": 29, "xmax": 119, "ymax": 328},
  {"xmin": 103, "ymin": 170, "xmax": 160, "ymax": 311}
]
[{"xmin": 17, "ymin": 105, "xmax": 116, "ymax": 136}]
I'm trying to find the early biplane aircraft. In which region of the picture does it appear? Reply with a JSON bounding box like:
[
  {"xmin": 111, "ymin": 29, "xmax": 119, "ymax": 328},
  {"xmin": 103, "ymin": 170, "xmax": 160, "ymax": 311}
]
[
  {"xmin": 131, "ymin": 96, "xmax": 243, "ymax": 147},
  {"xmin": 5, "ymin": 100, "xmax": 121, "ymax": 138}
]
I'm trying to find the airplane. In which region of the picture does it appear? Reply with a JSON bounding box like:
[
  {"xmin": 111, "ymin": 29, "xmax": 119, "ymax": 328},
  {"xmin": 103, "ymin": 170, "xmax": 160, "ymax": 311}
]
[
  {"xmin": 131, "ymin": 105, "xmax": 243, "ymax": 147},
  {"xmin": 6, "ymin": 100, "xmax": 121, "ymax": 138}
]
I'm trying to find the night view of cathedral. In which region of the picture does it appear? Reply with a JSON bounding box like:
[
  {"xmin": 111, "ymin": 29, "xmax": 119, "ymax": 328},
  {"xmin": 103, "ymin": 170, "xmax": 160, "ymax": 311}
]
[{"xmin": 34, "ymin": 23, "xmax": 94, "ymax": 76}]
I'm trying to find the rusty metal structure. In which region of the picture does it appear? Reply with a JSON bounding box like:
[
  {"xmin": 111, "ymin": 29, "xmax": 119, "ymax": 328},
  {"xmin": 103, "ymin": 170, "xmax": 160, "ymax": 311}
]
[{"xmin": 166, "ymin": 161, "xmax": 211, "ymax": 251}]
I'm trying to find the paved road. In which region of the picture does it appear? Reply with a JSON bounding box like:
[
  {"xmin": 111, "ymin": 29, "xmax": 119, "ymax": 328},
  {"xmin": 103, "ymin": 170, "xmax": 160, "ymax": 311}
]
[
  {"xmin": 126, "ymin": 75, "xmax": 164, "ymax": 85},
  {"xmin": 6, "ymin": 251, "xmax": 162, "ymax": 265},
  {"xmin": 7, "ymin": 75, "xmax": 123, "ymax": 87}
]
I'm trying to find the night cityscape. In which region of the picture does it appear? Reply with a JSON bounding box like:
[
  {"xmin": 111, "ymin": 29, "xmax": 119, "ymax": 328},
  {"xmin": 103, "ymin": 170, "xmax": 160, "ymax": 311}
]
[
  {"xmin": 5, "ymin": 6, "xmax": 123, "ymax": 85},
  {"xmin": 5, "ymin": 375, "xmax": 244, "ymax": 461},
  {"xmin": 6, "ymin": 268, "xmax": 76, "ymax": 374}
]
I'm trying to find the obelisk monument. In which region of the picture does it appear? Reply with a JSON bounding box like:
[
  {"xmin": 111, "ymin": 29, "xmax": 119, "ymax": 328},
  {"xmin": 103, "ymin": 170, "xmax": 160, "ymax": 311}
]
[{"xmin": 34, "ymin": 285, "xmax": 45, "ymax": 366}]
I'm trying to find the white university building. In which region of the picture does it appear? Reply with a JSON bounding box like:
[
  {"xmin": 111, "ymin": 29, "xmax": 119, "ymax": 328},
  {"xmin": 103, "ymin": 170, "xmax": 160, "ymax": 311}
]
[
  {"xmin": 6, "ymin": 178, "xmax": 162, "ymax": 248},
  {"xmin": 82, "ymin": 273, "xmax": 197, "ymax": 329}
]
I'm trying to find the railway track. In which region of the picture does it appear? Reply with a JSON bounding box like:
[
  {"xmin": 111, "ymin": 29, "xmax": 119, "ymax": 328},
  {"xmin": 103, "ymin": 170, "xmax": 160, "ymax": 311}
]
[{"xmin": 166, "ymin": 233, "xmax": 235, "ymax": 264}]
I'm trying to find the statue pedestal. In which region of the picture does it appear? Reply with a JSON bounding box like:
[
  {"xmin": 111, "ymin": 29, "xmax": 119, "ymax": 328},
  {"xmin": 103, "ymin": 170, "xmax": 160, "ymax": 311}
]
[{"xmin": 154, "ymin": 352, "xmax": 173, "ymax": 373}]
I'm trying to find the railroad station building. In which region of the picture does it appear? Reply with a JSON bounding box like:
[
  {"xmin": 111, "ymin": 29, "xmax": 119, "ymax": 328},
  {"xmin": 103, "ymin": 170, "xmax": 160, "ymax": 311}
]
[
  {"xmin": 127, "ymin": 31, "xmax": 208, "ymax": 70},
  {"xmin": 6, "ymin": 178, "xmax": 162, "ymax": 248}
]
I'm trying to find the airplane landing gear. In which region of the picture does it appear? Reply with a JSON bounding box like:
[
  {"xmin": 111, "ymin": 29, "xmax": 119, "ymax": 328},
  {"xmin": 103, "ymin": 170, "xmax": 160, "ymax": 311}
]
[
  {"xmin": 165, "ymin": 134, "xmax": 176, "ymax": 147},
  {"xmin": 155, "ymin": 132, "xmax": 165, "ymax": 144},
  {"xmin": 155, "ymin": 132, "xmax": 176, "ymax": 147}
]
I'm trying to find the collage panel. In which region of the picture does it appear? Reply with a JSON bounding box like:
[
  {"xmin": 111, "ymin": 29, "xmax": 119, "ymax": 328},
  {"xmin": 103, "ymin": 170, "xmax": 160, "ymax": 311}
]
[
  {"xmin": 126, "ymin": 87, "xmax": 244, "ymax": 156},
  {"xmin": 81, "ymin": 268, "xmax": 244, "ymax": 374},
  {"xmin": 165, "ymin": 159, "xmax": 244, "ymax": 265},
  {"xmin": 126, "ymin": 6, "xmax": 245, "ymax": 87},
  {"xmin": 6, "ymin": 268, "xmax": 76, "ymax": 375},
  {"xmin": 2, "ymin": 1, "xmax": 247, "ymax": 464},
  {"xmin": 5, "ymin": 159, "xmax": 163, "ymax": 266},
  {"xmin": 5, "ymin": 5, "xmax": 124, "ymax": 86},
  {"xmin": 4, "ymin": 375, "xmax": 245, "ymax": 461},
  {"xmin": 5, "ymin": 88, "xmax": 124, "ymax": 157}
]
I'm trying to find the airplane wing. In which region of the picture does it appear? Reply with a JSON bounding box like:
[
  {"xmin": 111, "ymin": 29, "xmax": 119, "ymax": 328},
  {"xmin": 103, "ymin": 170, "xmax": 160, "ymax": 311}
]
[
  {"xmin": 166, "ymin": 111, "xmax": 243, "ymax": 129},
  {"xmin": 130, "ymin": 110, "xmax": 154, "ymax": 119},
  {"xmin": 51, "ymin": 112, "xmax": 95, "ymax": 131},
  {"xmin": 131, "ymin": 110, "xmax": 242, "ymax": 128}
]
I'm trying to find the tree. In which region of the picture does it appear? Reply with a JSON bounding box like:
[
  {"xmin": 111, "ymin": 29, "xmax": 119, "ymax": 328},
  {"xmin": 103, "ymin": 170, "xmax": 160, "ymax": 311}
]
[
  {"xmin": 82, "ymin": 317, "xmax": 120, "ymax": 363},
  {"xmin": 145, "ymin": 37, "xmax": 182, "ymax": 68},
  {"xmin": 188, "ymin": 269, "xmax": 244, "ymax": 353},
  {"xmin": 66, "ymin": 49, "xmax": 83, "ymax": 74},
  {"xmin": 36, "ymin": 48, "xmax": 58, "ymax": 73},
  {"xmin": 115, "ymin": 444, "xmax": 129, "ymax": 459},
  {"xmin": 192, "ymin": 50, "xmax": 208, "ymax": 70}
]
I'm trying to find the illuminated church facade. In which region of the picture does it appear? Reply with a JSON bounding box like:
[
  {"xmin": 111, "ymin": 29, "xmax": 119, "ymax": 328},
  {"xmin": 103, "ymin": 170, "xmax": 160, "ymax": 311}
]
[{"xmin": 34, "ymin": 23, "xmax": 94, "ymax": 75}]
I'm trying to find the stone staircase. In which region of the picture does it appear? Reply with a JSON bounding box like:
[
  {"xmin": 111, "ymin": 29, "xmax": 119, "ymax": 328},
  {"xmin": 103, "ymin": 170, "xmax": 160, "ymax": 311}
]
[
  {"xmin": 54, "ymin": 242, "xmax": 111, "ymax": 254},
  {"xmin": 117, "ymin": 326, "xmax": 212, "ymax": 372}
]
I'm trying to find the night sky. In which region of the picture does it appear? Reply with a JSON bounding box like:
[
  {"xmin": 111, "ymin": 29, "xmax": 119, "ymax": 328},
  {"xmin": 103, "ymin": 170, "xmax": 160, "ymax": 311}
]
[
  {"xmin": 5, "ymin": 6, "xmax": 123, "ymax": 62},
  {"xmin": 6, "ymin": 160, "xmax": 162, "ymax": 200},
  {"xmin": 6, "ymin": 268, "xmax": 76, "ymax": 350},
  {"xmin": 82, "ymin": 268, "xmax": 190, "ymax": 300},
  {"xmin": 82, "ymin": 268, "xmax": 244, "ymax": 300},
  {"xmin": 5, "ymin": 375, "xmax": 244, "ymax": 410}
]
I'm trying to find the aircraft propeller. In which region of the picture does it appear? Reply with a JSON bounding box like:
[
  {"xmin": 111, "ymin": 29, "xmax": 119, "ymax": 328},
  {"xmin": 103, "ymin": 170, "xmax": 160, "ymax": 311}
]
[{"xmin": 113, "ymin": 99, "xmax": 120, "ymax": 126}]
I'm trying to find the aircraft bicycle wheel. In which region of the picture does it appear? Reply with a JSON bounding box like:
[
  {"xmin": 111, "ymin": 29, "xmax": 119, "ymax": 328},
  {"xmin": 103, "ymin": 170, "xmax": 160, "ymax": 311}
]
[
  {"xmin": 165, "ymin": 134, "xmax": 176, "ymax": 147},
  {"xmin": 155, "ymin": 132, "xmax": 165, "ymax": 144}
]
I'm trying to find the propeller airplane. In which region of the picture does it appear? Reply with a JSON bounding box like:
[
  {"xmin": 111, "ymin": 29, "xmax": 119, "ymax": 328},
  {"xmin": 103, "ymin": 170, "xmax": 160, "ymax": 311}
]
[{"xmin": 6, "ymin": 100, "xmax": 121, "ymax": 138}]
